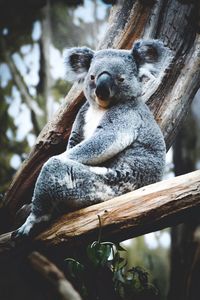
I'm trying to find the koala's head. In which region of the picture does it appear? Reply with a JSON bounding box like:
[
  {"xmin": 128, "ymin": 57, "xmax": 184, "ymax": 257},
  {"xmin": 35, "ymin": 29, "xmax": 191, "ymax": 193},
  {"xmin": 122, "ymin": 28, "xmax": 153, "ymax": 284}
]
[{"xmin": 65, "ymin": 40, "xmax": 168, "ymax": 108}]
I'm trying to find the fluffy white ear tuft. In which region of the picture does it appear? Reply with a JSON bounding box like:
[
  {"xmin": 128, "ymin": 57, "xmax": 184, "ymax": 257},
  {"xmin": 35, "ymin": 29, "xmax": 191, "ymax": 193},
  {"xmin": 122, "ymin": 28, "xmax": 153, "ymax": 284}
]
[
  {"xmin": 131, "ymin": 39, "xmax": 172, "ymax": 81},
  {"xmin": 130, "ymin": 39, "xmax": 173, "ymax": 102},
  {"xmin": 64, "ymin": 47, "xmax": 94, "ymax": 82}
]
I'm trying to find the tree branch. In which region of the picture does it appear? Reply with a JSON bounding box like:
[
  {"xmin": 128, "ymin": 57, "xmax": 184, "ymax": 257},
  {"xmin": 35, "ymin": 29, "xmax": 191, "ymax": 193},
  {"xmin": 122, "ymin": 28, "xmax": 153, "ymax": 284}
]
[
  {"xmin": 28, "ymin": 251, "xmax": 82, "ymax": 300},
  {"xmin": 0, "ymin": 170, "xmax": 200, "ymax": 259},
  {"xmin": 36, "ymin": 170, "xmax": 200, "ymax": 249}
]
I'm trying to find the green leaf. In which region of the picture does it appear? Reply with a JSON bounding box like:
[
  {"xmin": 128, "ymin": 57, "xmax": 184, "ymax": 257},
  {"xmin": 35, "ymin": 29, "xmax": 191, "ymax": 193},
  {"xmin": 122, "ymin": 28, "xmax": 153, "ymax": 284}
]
[
  {"xmin": 113, "ymin": 251, "xmax": 126, "ymax": 271},
  {"xmin": 64, "ymin": 241, "xmax": 159, "ymax": 300},
  {"xmin": 87, "ymin": 242, "xmax": 112, "ymax": 267}
]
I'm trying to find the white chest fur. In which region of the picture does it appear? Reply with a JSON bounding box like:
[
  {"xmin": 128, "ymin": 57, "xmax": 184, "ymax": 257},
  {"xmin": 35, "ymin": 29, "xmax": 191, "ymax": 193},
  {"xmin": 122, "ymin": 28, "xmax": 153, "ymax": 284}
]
[{"xmin": 83, "ymin": 105, "xmax": 106, "ymax": 140}]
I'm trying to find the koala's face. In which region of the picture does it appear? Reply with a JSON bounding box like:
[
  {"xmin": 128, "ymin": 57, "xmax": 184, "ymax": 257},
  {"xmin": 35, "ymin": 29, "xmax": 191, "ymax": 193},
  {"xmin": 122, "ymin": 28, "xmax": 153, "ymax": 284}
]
[
  {"xmin": 65, "ymin": 40, "xmax": 167, "ymax": 108},
  {"xmin": 84, "ymin": 50, "xmax": 141, "ymax": 108}
]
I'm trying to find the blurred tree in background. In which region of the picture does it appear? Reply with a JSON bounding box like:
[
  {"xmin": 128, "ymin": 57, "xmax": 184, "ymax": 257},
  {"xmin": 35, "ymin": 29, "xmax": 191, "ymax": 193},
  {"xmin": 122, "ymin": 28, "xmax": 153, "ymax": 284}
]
[{"xmin": 169, "ymin": 92, "xmax": 200, "ymax": 300}]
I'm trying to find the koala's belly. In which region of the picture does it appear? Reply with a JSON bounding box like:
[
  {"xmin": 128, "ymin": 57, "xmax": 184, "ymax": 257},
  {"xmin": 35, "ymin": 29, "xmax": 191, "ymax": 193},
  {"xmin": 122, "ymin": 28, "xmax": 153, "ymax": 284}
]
[{"xmin": 83, "ymin": 105, "xmax": 106, "ymax": 139}]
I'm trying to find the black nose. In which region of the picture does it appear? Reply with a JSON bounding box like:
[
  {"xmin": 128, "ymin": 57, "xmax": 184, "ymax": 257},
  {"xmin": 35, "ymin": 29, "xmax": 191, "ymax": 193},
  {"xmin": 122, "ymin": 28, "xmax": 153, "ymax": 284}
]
[{"xmin": 95, "ymin": 73, "xmax": 113, "ymax": 100}]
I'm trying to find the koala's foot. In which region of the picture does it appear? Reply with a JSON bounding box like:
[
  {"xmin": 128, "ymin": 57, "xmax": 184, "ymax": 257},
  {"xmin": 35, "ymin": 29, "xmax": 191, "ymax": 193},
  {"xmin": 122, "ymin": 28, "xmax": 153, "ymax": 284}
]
[{"xmin": 11, "ymin": 213, "xmax": 50, "ymax": 242}]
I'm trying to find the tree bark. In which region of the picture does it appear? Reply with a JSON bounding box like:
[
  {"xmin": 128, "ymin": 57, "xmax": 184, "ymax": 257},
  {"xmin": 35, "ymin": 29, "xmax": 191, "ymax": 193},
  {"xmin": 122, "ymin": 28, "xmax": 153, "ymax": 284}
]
[
  {"xmin": 0, "ymin": 170, "xmax": 200, "ymax": 260},
  {"xmin": 1, "ymin": 0, "xmax": 200, "ymax": 233}
]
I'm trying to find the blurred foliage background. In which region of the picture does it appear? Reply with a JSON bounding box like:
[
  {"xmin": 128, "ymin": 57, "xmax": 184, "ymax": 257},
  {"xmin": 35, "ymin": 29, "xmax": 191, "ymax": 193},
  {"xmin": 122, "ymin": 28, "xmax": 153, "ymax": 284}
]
[{"xmin": 0, "ymin": 1, "xmax": 200, "ymax": 299}]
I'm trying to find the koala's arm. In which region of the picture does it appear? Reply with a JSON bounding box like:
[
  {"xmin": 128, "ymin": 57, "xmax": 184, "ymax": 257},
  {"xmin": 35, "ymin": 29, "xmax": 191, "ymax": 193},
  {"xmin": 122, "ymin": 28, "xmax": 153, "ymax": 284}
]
[
  {"xmin": 67, "ymin": 102, "xmax": 89, "ymax": 150},
  {"xmin": 66, "ymin": 125, "xmax": 137, "ymax": 165}
]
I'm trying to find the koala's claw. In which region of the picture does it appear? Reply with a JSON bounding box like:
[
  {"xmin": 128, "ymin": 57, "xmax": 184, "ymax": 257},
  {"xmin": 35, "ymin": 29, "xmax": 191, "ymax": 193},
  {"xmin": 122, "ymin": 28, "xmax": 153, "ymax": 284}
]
[
  {"xmin": 11, "ymin": 213, "xmax": 37, "ymax": 242},
  {"xmin": 12, "ymin": 221, "xmax": 32, "ymax": 239},
  {"xmin": 12, "ymin": 212, "xmax": 51, "ymax": 243}
]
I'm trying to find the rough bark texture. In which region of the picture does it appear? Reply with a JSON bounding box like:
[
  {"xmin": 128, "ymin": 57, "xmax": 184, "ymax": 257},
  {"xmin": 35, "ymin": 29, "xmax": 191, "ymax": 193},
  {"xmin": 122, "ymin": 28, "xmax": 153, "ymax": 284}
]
[
  {"xmin": 0, "ymin": 170, "xmax": 200, "ymax": 260},
  {"xmin": 1, "ymin": 0, "xmax": 200, "ymax": 233},
  {"xmin": 33, "ymin": 170, "xmax": 200, "ymax": 250}
]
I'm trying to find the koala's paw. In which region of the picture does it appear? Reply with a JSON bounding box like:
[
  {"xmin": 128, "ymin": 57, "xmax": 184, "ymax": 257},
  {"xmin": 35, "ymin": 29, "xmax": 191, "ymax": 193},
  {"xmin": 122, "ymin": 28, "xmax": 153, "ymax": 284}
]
[
  {"xmin": 11, "ymin": 223, "xmax": 31, "ymax": 243},
  {"xmin": 11, "ymin": 216, "xmax": 36, "ymax": 243},
  {"xmin": 11, "ymin": 213, "xmax": 50, "ymax": 243}
]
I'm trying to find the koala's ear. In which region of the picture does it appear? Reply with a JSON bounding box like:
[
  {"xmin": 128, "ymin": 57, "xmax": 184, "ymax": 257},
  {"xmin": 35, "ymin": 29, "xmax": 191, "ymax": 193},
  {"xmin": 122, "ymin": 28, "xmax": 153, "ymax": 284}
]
[
  {"xmin": 64, "ymin": 47, "xmax": 94, "ymax": 82},
  {"xmin": 131, "ymin": 39, "xmax": 169, "ymax": 80}
]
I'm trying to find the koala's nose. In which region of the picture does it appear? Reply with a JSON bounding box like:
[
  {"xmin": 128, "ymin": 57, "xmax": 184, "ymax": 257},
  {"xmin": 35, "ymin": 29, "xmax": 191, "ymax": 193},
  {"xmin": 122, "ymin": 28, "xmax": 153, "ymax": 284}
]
[{"xmin": 95, "ymin": 72, "xmax": 113, "ymax": 100}]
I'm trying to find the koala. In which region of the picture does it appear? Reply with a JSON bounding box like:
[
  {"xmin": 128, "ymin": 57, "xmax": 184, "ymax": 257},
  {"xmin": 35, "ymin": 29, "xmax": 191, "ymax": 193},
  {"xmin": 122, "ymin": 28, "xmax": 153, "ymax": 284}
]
[{"xmin": 12, "ymin": 39, "xmax": 168, "ymax": 240}]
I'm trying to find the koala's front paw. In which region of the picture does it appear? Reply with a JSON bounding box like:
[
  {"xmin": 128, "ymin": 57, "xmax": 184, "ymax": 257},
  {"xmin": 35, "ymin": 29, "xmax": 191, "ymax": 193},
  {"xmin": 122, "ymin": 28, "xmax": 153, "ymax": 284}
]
[
  {"xmin": 12, "ymin": 212, "xmax": 51, "ymax": 243},
  {"xmin": 11, "ymin": 226, "xmax": 30, "ymax": 243},
  {"xmin": 11, "ymin": 218, "xmax": 34, "ymax": 243}
]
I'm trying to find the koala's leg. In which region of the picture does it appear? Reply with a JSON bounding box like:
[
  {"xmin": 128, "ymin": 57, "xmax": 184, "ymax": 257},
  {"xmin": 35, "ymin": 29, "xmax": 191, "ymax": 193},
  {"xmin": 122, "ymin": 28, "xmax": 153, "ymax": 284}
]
[
  {"xmin": 12, "ymin": 157, "xmax": 118, "ymax": 240},
  {"xmin": 12, "ymin": 157, "xmax": 64, "ymax": 240}
]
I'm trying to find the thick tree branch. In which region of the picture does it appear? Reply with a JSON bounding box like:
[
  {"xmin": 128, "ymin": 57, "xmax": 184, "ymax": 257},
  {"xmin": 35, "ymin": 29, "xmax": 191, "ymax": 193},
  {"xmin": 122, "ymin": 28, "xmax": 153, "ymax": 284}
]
[
  {"xmin": 36, "ymin": 170, "xmax": 200, "ymax": 249},
  {"xmin": 28, "ymin": 251, "xmax": 82, "ymax": 300},
  {"xmin": 152, "ymin": 34, "xmax": 200, "ymax": 148},
  {"xmin": 0, "ymin": 170, "xmax": 200, "ymax": 259}
]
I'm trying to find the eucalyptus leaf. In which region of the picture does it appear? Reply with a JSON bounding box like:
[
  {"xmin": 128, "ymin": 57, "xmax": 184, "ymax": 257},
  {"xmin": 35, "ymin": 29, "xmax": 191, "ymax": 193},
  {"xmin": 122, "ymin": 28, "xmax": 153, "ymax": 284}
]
[
  {"xmin": 64, "ymin": 240, "xmax": 159, "ymax": 300},
  {"xmin": 87, "ymin": 242, "xmax": 112, "ymax": 267}
]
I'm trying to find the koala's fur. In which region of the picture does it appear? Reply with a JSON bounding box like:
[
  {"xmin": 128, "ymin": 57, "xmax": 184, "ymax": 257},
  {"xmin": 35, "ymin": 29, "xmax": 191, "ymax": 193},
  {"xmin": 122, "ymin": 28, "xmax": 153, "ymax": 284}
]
[{"xmin": 13, "ymin": 40, "xmax": 170, "ymax": 239}]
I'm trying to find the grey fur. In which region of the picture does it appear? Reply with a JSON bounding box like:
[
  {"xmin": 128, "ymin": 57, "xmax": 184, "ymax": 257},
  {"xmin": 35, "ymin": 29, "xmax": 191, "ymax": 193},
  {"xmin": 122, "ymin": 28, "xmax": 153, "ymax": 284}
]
[{"xmin": 13, "ymin": 39, "xmax": 168, "ymax": 239}]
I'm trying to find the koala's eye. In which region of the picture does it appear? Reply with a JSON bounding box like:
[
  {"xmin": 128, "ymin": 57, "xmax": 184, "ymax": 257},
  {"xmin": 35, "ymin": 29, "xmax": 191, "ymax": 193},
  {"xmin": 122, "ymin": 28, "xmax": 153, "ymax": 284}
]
[
  {"xmin": 90, "ymin": 75, "xmax": 95, "ymax": 80},
  {"xmin": 118, "ymin": 76, "xmax": 125, "ymax": 82}
]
